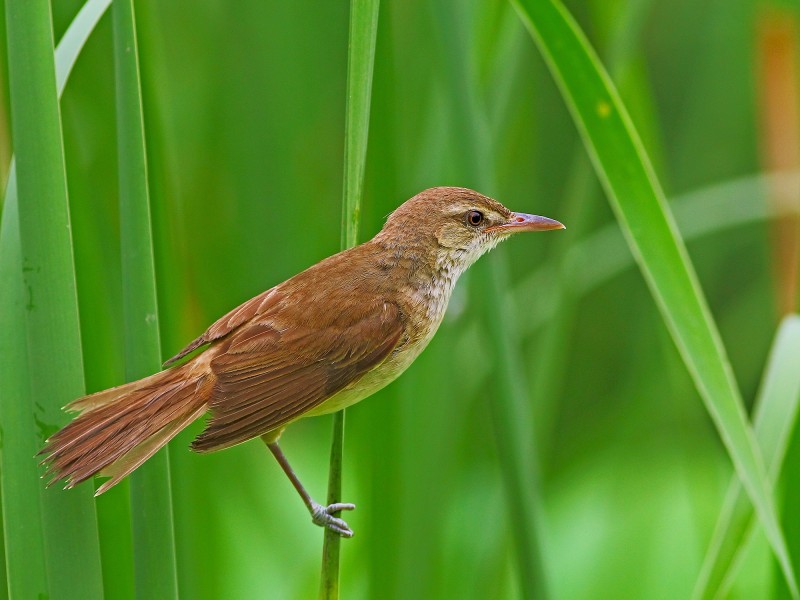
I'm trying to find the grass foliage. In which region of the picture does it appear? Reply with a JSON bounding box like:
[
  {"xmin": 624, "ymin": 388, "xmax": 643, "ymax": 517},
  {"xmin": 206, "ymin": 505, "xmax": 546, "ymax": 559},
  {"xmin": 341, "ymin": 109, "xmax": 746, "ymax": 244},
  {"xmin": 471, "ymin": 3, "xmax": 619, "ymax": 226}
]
[
  {"xmin": 1, "ymin": 0, "xmax": 799, "ymax": 598},
  {"xmin": 112, "ymin": 0, "xmax": 179, "ymax": 596},
  {"xmin": 514, "ymin": 0, "xmax": 796, "ymax": 594},
  {"xmin": 4, "ymin": 0, "xmax": 103, "ymax": 597}
]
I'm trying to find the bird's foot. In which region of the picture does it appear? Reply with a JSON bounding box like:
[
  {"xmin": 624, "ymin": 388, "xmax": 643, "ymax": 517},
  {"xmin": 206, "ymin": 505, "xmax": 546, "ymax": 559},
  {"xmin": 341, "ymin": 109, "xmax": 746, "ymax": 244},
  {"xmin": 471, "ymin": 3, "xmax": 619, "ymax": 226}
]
[{"xmin": 310, "ymin": 501, "xmax": 356, "ymax": 537}]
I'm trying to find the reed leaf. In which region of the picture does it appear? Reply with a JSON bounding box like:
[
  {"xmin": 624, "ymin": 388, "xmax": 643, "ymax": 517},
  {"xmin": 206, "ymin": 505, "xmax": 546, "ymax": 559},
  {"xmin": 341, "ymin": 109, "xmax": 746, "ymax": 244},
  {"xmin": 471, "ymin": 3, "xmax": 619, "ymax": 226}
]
[
  {"xmin": 54, "ymin": 0, "xmax": 112, "ymax": 88},
  {"xmin": 4, "ymin": 0, "xmax": 103, "ymax": 597},
  {"xmin": 528, "ymin": 0, "xmax": 655, "ymax": 455},
  {"xmin": 0, "ymin": 174, "xmax": 48, "ymax": 599},
  {"xmin": 511, "ymin": 0, "xmax": 797, "ymax": 594},
  {"xmin": 1, "ymin": 1, "xmax": 112, "ymax": 594},
  {"xmin": 112, "ymin": 0, "xmax": 179, "ymax": 597},
  {"xmin": 515, "ymin": 172, "xmax": 800, "ymax": 337},
  {"xmin": 0, "ymin": 507, "xmax": 5, "ymax": 599},
  {"xmin": 692, "ymin": 315, "xmax": 800, "ymax": 599}
]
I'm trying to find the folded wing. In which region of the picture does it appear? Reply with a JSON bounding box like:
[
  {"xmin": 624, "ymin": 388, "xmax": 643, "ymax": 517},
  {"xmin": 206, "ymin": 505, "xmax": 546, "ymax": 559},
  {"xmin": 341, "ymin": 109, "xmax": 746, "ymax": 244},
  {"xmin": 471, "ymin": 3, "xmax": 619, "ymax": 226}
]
[{"xmin": 191, "ymin": 300, "xmax": 404, "ymax": 451}]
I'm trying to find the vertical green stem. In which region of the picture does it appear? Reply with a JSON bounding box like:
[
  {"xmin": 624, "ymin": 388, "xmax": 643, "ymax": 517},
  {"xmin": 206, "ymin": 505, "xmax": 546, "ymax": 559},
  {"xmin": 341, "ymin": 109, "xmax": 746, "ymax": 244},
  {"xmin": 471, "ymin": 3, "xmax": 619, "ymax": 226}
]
[
  {"xmin": 0, "ymin": 487, "xmax": 5, "ymax": 600},
  {"xmin": 320, "ymin": 0, "xmax": 380, "ymax": 598},
  {"xmin": 320, "ymin": 410, "xmax": 346, "ymax": 600},
  {"xmin": 478, "ymin": 256, "xmax": 550, "ymax": 599},
  {"xmin": 112, "ymin": 0, "xmax": 179, "ymax": 598},
  {"xmin": 4, "ymin": 0, "xmax": 104, "ymax": 598}
]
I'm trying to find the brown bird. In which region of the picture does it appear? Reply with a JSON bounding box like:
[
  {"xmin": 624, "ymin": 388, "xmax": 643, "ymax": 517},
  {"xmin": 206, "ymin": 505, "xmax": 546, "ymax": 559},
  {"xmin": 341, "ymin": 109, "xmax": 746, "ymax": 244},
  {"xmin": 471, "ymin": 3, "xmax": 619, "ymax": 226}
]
[{"xmin": 40, "ymin": 186, "xmax": 564, "ymax": 537}]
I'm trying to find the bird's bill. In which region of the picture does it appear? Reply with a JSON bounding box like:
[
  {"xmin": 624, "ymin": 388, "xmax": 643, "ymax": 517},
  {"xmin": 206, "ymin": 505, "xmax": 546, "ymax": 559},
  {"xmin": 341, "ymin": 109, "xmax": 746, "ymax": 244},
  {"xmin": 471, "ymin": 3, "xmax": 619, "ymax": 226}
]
[{"xmin": 487, "ymin": 212, "xmax": 565, "ymax": 234}]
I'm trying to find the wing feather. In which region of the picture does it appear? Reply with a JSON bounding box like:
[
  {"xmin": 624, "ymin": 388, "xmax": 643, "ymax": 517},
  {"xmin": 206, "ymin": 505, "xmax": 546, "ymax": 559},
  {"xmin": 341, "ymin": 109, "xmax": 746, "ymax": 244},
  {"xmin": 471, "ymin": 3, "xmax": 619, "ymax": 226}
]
[
  {"xmin": 163, "ymin": 289, "xmax": 284, "ymax": 366},
  {"xmin": 191, "ymin": 300, "xmax": 404, "ymax": 452}
]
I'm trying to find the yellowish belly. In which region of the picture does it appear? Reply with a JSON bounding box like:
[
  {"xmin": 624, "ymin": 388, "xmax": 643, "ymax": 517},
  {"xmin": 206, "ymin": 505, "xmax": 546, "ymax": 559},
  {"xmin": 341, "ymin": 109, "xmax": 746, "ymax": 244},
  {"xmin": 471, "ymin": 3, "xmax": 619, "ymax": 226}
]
[
  {"xmin": 304, "ymin": 269, "xmax": 456, "ymax": 419},
  {"xmin": 304, "ymin": 323, "xmax": 438, "ymax": 418}
]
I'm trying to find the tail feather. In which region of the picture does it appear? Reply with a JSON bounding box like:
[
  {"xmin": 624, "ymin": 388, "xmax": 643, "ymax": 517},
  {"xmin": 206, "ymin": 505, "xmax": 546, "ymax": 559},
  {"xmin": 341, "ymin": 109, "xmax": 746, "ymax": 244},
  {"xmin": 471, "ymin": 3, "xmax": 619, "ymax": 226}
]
[
  {"xmin": 40, "ymin": 358, "xmax": 213, "ymax": 494},
  {"xmin": 94, "ymin": 404, "xmax": 208, "ymax": 495},
  {"xmin": 65, "ymin": 368, "xmax": 173, "ymax": 415}
]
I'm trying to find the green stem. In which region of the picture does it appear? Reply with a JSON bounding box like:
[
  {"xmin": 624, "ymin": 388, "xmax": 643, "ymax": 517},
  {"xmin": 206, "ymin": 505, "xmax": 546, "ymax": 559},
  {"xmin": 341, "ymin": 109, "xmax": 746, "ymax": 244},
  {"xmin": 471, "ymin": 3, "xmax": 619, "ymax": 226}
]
[
  {"xmin": 320, "ymin": 410, "xmax": 346, "ymax": 600},
  {"xmin": 112, "ymin": 0, "xmax": 179, "ymax": 597},
  {"xmin": 320, "ymin": 0, "xmax": 380, "ymax": 598}
]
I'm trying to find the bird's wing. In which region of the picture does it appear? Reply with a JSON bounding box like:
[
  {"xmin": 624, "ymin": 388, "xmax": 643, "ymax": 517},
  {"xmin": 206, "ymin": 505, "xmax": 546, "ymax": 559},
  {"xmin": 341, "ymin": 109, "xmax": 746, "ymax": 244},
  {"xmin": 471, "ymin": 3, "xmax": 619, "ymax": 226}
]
[
  {"xmin": 163, "ymin": 287, "xmax": 283, "ymax": 366},
  {"xmin": 190, "ymin": 300, "xmax": 404, "ymax": 452}
]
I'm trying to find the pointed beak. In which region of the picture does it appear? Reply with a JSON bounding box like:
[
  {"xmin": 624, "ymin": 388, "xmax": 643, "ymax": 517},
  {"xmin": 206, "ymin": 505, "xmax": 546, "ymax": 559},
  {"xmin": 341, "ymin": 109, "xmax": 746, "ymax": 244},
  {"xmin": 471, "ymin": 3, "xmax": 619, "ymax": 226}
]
[{"xmin": 487, "ymin": 212, "xmax": 566, "ymax": 234}]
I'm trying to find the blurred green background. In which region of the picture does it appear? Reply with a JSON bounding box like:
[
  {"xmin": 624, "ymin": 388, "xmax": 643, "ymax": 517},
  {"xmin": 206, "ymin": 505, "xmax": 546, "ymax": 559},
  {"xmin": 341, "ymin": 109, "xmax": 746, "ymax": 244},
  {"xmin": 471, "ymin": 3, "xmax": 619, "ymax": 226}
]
[{"xmin": 2, "ymin": 0, "xmax": 800, "ymax": 598}]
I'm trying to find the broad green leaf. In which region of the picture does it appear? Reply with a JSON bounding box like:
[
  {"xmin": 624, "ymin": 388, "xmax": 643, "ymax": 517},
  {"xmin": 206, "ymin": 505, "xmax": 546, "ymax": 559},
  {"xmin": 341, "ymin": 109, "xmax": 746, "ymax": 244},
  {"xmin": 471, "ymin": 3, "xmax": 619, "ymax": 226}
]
[
  {"xmin": 0, "ymin": 0, "xmax": 110, "ymax": 598},
  {"xmin": 1, "ymin": 2, "xmax": 112, "ymax": 597},
  {"xmin": 511, "ymin": 0, "xmax": 797, "ymax": 595},
  {"xmin": 4, "ymin": 0, "xmax": 103, "ymax": 597},
  {"xmin": 0, "ymin": 173, "xmax": 49, "ymax": 600},
  {"xmin": 526, "ymin": 0, "xmax": 656, "ymax": 461}
]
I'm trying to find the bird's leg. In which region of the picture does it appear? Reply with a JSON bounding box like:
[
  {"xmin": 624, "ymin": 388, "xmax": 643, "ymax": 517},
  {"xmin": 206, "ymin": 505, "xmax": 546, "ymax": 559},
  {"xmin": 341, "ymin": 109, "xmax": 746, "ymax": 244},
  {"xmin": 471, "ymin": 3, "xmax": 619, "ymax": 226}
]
[{"xmin": 263, "ymin": 437, "xmax": 356, "ymax": 537}]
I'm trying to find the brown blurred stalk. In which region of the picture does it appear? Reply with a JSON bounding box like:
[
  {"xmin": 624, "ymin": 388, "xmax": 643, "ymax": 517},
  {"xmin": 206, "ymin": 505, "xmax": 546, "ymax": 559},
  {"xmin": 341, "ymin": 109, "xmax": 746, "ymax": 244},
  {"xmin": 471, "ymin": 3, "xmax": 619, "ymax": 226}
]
[{"xmin": 757, "ymin": 10, "xmax": 800, "ymax": 316}]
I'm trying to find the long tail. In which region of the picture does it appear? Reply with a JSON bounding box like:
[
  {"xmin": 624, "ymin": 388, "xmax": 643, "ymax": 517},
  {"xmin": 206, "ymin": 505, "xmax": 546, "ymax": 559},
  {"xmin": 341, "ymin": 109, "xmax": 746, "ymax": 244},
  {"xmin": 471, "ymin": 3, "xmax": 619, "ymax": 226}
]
[{"xmin": 40, "ymin": 356, "xmax": 214, "ymax": 495}]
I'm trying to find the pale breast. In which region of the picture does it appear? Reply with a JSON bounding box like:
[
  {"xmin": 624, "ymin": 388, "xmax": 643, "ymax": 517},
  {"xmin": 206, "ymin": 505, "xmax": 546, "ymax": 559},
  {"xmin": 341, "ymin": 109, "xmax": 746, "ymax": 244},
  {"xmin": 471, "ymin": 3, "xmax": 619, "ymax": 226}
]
[{"xmin": 304, "ymin": 260, "xmax": 458, "ymax": 417}]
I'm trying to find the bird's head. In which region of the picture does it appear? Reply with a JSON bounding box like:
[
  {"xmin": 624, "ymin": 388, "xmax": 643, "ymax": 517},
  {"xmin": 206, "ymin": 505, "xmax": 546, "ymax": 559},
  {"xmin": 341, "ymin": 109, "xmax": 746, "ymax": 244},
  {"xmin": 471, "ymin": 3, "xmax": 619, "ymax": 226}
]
[{"xmin": 377, "ymin": 186, "xmax": 565, "ymax": 272}]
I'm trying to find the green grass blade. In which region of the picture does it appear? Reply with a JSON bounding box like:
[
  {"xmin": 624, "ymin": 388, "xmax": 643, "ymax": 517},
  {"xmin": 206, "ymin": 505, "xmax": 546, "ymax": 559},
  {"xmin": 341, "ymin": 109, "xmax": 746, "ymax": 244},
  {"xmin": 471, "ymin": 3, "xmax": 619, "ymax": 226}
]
[
  {"xmin": 320, "ymin": 0, "xmax": 380, "ymax": 598},
  {"xmin": 4, "ymin": 0, "xmax": 104, "ymax": 597},
  {"xmin": 0, "ymin": 486, "xmax": 5, "ymax": 600},
  {"xmin": 112, "ymin": 0, "xmax": 179, "ymax": 597},
  {"xmin": 511, "ymin": 0, "xmax": 797, "ymax": 595},
  {"xmin": 55, "ymin": 0, "xmax": 112, "ymax": 91},
  {"xmin": 692, "ymin": 315, "xmax": 800, "ymax": 599},
  {"xmin": 320, "ymin": 410, "xmax": 346, "ymax": 600},
  {"xmin": 478, "ymin": 257, "xmax": 551, "ymax": 599},
  {"xmin": 516, "ymin": 172, "xmax": 800, "ymax": 337},
  {"xmin": 1, "ymin": 2, "xmax": 111, "ymax": 595},
  {"xmin": 338, "ymin": 0, "xmax": 380, "ymax": 251},
  {"xmin": 0, "ymin": 172, "xmax": 49, "ymax": 600},
  {"xmin": 0, "ymin": 495, "xmax": 5, "ymax": 600}
]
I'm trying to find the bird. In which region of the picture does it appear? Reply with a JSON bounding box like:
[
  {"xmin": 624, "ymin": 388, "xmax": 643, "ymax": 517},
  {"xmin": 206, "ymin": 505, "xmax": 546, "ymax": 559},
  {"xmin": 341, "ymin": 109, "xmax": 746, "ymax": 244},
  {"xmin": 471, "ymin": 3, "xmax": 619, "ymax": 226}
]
[{"xmin": 39, "ymin": 186, "xmax": 564, "ymax": 537}]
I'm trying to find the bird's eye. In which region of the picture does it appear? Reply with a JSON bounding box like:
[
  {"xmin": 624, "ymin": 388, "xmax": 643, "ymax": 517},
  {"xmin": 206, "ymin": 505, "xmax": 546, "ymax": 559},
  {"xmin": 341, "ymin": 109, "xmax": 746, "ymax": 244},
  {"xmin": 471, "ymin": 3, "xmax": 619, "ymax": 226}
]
[{"xmin": 465, "ymin": 210, "xmax": 484, "ymax": 227}]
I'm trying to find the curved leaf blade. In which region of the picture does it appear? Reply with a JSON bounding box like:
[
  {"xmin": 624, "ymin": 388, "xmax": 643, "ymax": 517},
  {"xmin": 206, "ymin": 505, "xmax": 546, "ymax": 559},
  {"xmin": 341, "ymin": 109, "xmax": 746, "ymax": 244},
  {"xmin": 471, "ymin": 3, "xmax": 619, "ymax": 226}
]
[
  {"xmin": 515, "ymin": 172, "xmax": 800, "ymax": 336},
  {"xmin": 511, "ymin": 0, "xmax": 797, "ymax": 594},
  {"xmin": 693, "ymin": 315, "xmax": 800, "ymax": 599}
]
